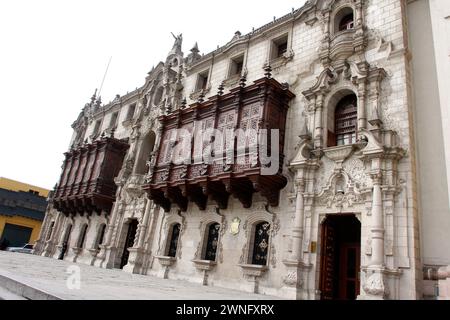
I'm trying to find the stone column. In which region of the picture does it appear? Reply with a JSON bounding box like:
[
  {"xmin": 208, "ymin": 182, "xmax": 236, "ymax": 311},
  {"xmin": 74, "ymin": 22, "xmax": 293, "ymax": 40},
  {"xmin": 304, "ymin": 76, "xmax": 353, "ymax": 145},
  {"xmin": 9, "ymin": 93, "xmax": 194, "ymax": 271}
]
[
  {"xmin": 357, "ymin": 80, "xmax": 367, "ymax": 130},
  {"xmin": 355, "ymin": 1, "xmax": 363, "ymax": 27},
  {"xmin": 361, "ymin": 167, "xmax": 388, "ymax": 300},
  {"xmin": 44, "ymin": 211, "xmax": 63, "ymax": 257},
  {"xmin": 370, "ymin": 171, "xmax": 384, "ymax": 266},
  {"xmin": 314, "ymin": 95, "xmax": 324, "ymax": 149},
  {"xmin": 98, "ymin": 198, "xmax": 124, "ymax": 268},
  {"xmin": 290, "ymin": 180, "xmax": 305, "ymax": 261},
  {"xmin": 123, "ymin": 198, "xmax": 153, "ymax": 274},
  {"xmin": 141, "ymin": 205, "xmax": 161, "ymax": 274},
  {"xmin": 138, "ymin": 199, "xmax": 152, "ymax": 248},
  {"xmin": 147, "ymin": 127, "xmax": 164, "ymax": 179}
]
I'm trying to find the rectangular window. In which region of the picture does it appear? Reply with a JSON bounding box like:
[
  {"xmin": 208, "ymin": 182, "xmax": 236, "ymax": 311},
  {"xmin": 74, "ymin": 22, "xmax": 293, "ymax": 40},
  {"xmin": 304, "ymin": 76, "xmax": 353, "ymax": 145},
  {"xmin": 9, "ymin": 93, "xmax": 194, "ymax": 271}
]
[
  {"xmin": 109, "ymin": 112, "xmax": 119, "ymax": 128},
  {"xmin": 93, "ymin": 120, "xmax": 102, "ymax": 136},
  {"xmin": 229, "ymin": 55, "xmax": 244, "ymax": 77},
  {"xmin": 271, "ymin": 34, "xmax": 288, "ymax": 59},
  {"xmin": 196, "ymin": 70, "xmax": 209, "ymax": 91},
  {"xmin": 126, "ymin": 104, "xmax": 136, "ymax": 121}
]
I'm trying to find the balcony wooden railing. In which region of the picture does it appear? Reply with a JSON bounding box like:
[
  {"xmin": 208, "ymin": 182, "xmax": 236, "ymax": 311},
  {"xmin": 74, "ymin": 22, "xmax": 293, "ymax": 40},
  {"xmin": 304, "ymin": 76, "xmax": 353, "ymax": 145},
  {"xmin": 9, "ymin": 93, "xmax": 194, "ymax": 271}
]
[
  {"xmin": 53, "ymin": 136, "xmax": 129, "ymax": 216},
  {"xmin": 143, "ymin": 75, "xmax": 295, "ymax": 212}
]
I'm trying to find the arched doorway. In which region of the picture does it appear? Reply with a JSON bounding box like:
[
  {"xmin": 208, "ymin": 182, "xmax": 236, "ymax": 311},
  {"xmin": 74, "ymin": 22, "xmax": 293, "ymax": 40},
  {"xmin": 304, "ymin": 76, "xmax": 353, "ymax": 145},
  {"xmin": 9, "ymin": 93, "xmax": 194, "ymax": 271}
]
[
  {"xmin": 119, "ymin": 219, "xmax": 139, "ymax": 269},
  {"xmin": 319, "ymin": 214, "xmax": 361, "ymax": 300}
]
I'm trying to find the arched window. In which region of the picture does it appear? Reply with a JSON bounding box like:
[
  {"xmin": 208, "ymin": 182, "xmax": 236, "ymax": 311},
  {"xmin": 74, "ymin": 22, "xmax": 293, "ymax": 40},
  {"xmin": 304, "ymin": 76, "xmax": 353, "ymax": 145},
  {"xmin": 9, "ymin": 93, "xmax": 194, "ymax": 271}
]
[
  {"xmin": 46, "ymin": 221, "xmax": 55, "ymax": 241},
  {"xmin": 134, "ymin": 131, "xmax": 156, "ymax": 175},
  {"xmin": 334, "ymin": 7, "xmax": 355, "ymax": 33},
  {"xmin": 95, "ymin": 224, "xmax": 107, "ymax": 250},
  {"xmin": 166, "ymin": 223, "xmax": 181, "ymax": 257},
  {"xmin": 154, "ymin": 87, "xmax": 164, "ymax": 106},
  {"xmin": 334, "ymin": 95, "xmax": 357, "ymax": 146},
  {"xmin": 63, "ymin": 224, "xmax": 72, "ymax": 244},
  {"xmin": 77, "ymin": 224, "xmax": 88, "ymax": 249},
  {"xmin": 339, "ymin": 13, "xmax": 354, "ymax": 31},
  {"xmin": 251, "ymin": 222, "xmax": 271, "ymax": 265},
  {"xmin": 203, "ymin": 223, "xmax": 220, "ymax": 261}
]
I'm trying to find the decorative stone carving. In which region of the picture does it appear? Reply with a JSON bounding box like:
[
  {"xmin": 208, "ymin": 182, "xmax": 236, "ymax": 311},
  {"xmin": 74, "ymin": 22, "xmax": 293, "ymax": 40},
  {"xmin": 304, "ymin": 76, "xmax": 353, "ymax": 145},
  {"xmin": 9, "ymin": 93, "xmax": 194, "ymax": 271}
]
[
  {"xmin": 283, "ymin": 271, "xmax": 303, "ymax": 288},
  {"xmin": 343, "ymin": 158, "xmax": 371, "ymax": 189},
  {"xmin": 314, "ymin": 157, "xmax": 335, "ymax": 193},
  {"xmin": 270, "ymin": 244, "xmax": 277, "ymax": 268},
  {"xmin": 229, "ymin": 217, "xmax": 241, "ymax": 235},
  {"xmin": 363, "ymin": 272, "xmax": 389, "ymax": 298},
  {"xmin": 323, "ymin": 145, "xmax": 354, "ymax": 164}
]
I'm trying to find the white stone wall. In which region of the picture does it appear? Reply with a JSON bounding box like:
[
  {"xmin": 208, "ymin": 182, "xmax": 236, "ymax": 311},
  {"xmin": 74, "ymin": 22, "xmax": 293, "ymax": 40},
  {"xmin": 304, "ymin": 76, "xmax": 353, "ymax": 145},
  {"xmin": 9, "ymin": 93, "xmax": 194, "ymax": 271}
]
[{"xmin": 407, "ymin": 0, "xmax": 450, "ymax": 271}]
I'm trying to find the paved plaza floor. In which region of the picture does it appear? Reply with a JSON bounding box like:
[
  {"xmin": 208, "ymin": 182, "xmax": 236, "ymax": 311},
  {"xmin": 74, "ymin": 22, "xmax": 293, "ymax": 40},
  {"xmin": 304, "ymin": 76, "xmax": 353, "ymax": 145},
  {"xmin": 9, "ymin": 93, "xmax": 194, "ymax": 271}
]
[{"xmin": 0, "ymin": 251, "xmax": 278, "ymax": 300}]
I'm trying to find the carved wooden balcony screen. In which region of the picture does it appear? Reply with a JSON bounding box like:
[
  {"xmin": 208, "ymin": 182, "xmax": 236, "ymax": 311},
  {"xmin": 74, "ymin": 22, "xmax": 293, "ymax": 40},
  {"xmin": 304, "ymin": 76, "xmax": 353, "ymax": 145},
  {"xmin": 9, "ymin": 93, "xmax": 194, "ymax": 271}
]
[
  {"xmin": 143, "ymin": 76, "xmax": 295, "ymax": 212},
  {"xmin": 53, "ymin": 136, "xmax": 129, "ymax": 216}
]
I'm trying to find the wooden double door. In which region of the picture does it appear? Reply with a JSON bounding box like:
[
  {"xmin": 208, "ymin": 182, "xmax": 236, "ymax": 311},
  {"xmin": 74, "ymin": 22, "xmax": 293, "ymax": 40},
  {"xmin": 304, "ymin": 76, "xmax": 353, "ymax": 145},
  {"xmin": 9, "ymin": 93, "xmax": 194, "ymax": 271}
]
[{"xmin": 320, "ymin": 214, "xmax": 361, "ymax": 300}]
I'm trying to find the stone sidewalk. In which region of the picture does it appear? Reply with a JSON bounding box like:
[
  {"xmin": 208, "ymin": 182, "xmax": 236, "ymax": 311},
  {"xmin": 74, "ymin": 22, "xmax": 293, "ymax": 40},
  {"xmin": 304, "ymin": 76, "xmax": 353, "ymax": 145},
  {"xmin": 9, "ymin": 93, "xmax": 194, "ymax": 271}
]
[{"xmin": 0, "ymin": 251, "xmax": 279, "ymax": 300}]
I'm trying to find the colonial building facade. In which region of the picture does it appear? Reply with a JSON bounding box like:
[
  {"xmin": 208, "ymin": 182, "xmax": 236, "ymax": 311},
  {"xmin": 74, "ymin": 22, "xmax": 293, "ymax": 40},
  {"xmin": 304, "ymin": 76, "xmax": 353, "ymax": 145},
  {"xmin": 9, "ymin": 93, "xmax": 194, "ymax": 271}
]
[{"xmin": 33, "ymin": 0, "xmax": 450, "ymax": 300}]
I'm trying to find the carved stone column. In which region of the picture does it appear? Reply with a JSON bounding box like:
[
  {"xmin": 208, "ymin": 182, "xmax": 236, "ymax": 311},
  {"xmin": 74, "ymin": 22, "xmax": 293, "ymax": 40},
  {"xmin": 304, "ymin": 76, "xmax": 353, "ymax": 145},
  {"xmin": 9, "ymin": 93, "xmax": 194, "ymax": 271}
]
[
  {"xmin": 123, "ymin": 198, "xmax": 153, "ymax": 274},
  {"xmin": 283, "ymin": 136, "xmax": 317, "ymax": 299},
  {"xmin": 368, "ymin": 68, "xmax": 386, "ymax": 132},
  {"xmin": 147, "ymin": 126, "xmax": 164, "ymax": 180},
  {"xmin": 314, "ymin": 95, "xmax": 324, "ymax": 149},
  {"xmin": 319, "ymin": 10, "xmax": 331, "ymax": 66},
  {"xmin": 370, "ymin": 171, "xmax": 384, "ymax": 267},
  {"xmin": 357, "ymin": 80, "xmax": 367, "ymax": 130},
  {"xmin": 355, "ymin": 1, "xmax": 364, "ymax": 28},
  {"xmin": 43, "ymin": 211, "xmax": 63, "ymax": 257},
  {"xmin": 290, "ymin": 180, "xmax": 305, "ymax": 261},
  {"xmin": 138, "ymin": 199, "xmax": 152, "ymax": 248},
  {"xmin": 360, "ymin": 163, "xmax": 389, "ymax": 300},
  {"xmin": 98, "ymin": 197, "xmax": 124, "ymax": 268}
]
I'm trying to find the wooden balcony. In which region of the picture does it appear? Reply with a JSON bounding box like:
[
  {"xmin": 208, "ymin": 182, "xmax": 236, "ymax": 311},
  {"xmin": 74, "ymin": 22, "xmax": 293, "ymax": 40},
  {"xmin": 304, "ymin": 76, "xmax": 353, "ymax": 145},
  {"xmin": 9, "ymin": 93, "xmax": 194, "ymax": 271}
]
[
  {"xmin": 53, "ymin": 136, "xmax": 129, "ymax": 216},
  {"xmin": 143, "ymin": 75, "xmax": 295, "ymax": 212}
]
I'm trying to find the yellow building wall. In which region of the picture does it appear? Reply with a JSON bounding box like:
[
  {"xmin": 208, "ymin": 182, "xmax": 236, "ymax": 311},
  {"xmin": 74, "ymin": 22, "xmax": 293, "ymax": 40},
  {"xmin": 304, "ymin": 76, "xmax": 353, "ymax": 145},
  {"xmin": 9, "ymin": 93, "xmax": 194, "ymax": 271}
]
[
  {"xmin": 0, "ymin": 177, "xmax": 50, "ymax": 198},
  {"xmin": 0, "ymin": 215, "xmax": 43, "ymax": 245}
]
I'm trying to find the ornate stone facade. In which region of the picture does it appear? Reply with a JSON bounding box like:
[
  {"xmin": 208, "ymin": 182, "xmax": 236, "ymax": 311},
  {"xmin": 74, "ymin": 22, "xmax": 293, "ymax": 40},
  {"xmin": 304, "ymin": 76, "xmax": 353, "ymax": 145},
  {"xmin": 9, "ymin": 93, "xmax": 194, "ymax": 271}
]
[{"xmin": 33, "ymin": 0, "xmax": 450, "ymax": 300}]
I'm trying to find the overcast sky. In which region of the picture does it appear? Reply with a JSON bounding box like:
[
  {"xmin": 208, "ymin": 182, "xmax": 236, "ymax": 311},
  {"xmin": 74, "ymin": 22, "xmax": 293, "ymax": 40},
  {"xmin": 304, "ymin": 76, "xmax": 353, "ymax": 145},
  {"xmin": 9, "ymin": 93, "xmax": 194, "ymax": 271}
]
[{"xmin": 0, "ymin": 0, "xmax": 306, "ymax": 190}]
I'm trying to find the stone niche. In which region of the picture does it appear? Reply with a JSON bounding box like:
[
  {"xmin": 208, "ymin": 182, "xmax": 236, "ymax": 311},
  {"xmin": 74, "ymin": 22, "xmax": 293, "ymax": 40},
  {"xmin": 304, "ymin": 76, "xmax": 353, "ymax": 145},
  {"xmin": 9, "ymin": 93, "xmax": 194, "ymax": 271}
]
[{"xmin": 143, "ymin": 75, "xmax": 295, "ymax": 212}]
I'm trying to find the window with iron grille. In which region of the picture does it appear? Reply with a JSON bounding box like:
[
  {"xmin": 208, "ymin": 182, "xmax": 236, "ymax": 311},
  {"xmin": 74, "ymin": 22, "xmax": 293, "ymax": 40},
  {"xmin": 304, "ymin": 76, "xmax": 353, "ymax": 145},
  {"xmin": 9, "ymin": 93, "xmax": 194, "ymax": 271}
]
[
  {"xmin": 96, "ymin": 224, "xmax": 106, "ymax": 250},
  {"xmin": 335, "ymin": 95, "xmax": 357, "ymax": 146},
  {"xmin": 166, "ymin": 223, "xmax": 181, "ymax": 257},
  {"xmin": 251, "ymin": 222, "xmax": 271, "ymax": 265},
  {"xmin": 203, "ymin": 223, "xmax": 220, "ymax": 261},
  {"xmin": 78, "ymin": 224, "xmax": 88, "ymax": 248}
]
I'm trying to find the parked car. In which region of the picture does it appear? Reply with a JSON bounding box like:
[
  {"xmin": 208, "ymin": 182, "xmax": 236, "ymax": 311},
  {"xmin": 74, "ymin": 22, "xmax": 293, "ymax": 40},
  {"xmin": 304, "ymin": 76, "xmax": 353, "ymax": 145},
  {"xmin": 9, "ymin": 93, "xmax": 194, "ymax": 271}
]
[{"xmin": 7, "ymin": 243, "xmax": 34, "ymax": 254}]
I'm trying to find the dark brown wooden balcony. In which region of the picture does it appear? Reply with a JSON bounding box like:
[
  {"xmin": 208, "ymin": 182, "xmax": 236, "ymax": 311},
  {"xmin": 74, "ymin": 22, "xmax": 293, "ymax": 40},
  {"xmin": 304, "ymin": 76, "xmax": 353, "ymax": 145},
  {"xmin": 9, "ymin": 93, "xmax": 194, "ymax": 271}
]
[
  {"xmin": 53, "ymin": 135, "xmax": 129, "ymax": 216},
  {"xmin": 143, "ymin": 75, "xmax": 295, "ymax": 212}
]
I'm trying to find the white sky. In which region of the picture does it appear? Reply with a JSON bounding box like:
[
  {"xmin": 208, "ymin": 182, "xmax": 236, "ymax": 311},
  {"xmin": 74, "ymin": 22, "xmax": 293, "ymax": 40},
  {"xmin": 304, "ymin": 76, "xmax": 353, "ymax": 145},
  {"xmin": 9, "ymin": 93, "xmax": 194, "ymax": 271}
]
[{"xmin": 0, "ymin": 0, "xmax": 306, "ymax": 190}]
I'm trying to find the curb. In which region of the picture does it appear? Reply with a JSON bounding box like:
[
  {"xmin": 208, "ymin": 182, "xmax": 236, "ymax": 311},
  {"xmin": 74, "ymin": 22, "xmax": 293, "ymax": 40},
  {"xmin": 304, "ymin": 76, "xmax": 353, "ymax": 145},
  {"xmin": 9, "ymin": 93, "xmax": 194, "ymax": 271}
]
[{"xmin": 0, "ymin": 271, "xmax": 63, "ymax": 300}]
